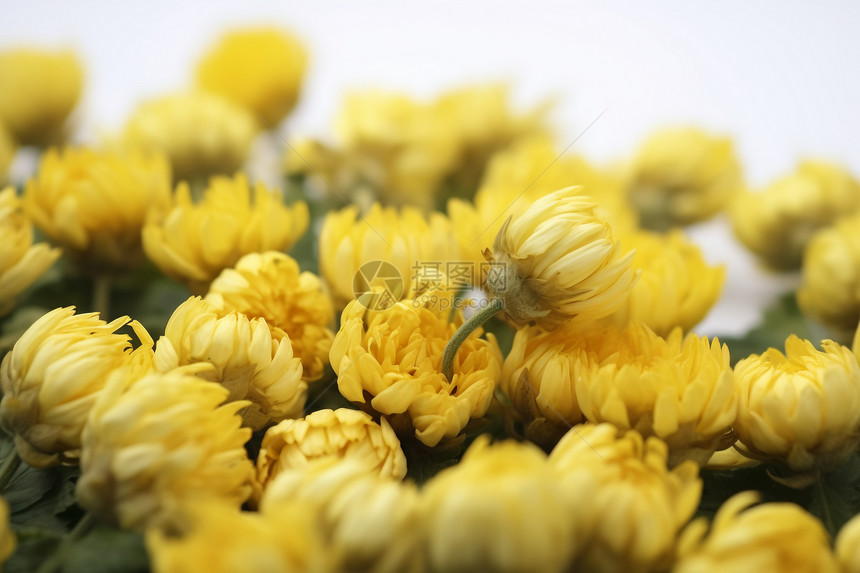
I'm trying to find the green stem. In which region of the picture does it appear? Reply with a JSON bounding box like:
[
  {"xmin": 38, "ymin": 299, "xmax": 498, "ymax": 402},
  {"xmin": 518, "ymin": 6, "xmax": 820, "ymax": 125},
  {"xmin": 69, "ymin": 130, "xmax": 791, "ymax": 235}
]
[
  {"xmin": 816, "ymin": 471, "xmax": 835, "ymax": 535},
  {"xmin": 0, "ymin": 450, "xmax": 20, "ymax": 492},
  {"xmin": 441, "ymin": 297, "xmax": 504, "ymax": 381},
  {"xmin": 35, "ymin": 513, "xmax": 98, "ymax": 573},
  {"xmin": 92, "ymin": 274, "xmax": 111, "ymax": 318}
]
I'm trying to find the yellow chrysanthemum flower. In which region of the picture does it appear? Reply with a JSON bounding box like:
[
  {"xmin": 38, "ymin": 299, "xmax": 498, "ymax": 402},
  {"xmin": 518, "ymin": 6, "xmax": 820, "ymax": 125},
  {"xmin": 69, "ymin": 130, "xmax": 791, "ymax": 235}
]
[
  {"xmin": 487, "ymin": 187, "xmax": 637, "ymax": 329},
  {"xmin": 609, "ymin": 229, "xmax": 725, "ymax": 336},
  {"xmin": 142, "ymin": 173, "xmax": 309, "ymax": 294},
  {"xmin": 0, "ymin": 48, "xmax": 83, "ymax": 146},
  {"xmin": 318, "ymin": 203, "xmax": 459, "ymax": 309},
  {"xmin": 797, "ymin": 213, "xmax": 860, "ymax": 333},
  {"xmin": 206, "ymin": 251, "xmax": 334, "ymax": 382},
  {"xmin": 0, "ymin": 307, "xmax": 151, "ymax": 467},
  {"xmin": 421, "ymin": 436, "xmax": 574, "ymax": 573},
  {"xmin": 146, "ymin": 500, "xmax": 329, "ymax": 573},
  {"xmin": 675, "ymin": 491, "xmax": 839, "ymax": 573},
  {"xmin": 77, "ymin": 369, "xmax": 255, "ymax": 530},
  {"xmin": 196, "ymin": 28, "xmax": 307, "ymax": 127},
  {"xmin": 0, "ymin": 497, "xmax": 16, "ymax": 569},
  {"xmin": 153, "ymin": 296, "xmax": 305, "ymax": 431},
  {"xmin": 550, "ymin": 423, "xmax": 702, "ymax": 573},
  {"xmin": 256, "ymin": 409, "xmax": 406, "ymax": 495},
  {"xmin": 260, "ymin": 457, "xmax": 421, "ymax": 573},
  {"xmin": 330, "ymin": 297, "xmax": 500, "ymax": 447},
  {"xmin": 23, "ymin": 147, "xmax": 171, "ymax": 272},
  {"xmin": 0, "ymin": 121, "xmax": 16, "ymax": 182},
  {"xmin": 731, "ymin": 160, "xmax": 860, "ymax": 270},
  {"xmin": 837, "ymin": 513, "xmax": 860, "ymax": 573},
  {"xmin": 123, "ymin": 91, "xmax": 258, "ymax": 181},
  {"xmin": 625, "ymin": 126, "xmax": 742, "ymax": 229},
  {"xmin": 733, "ymin": 335, "xmax": 860, "ymax": 474},
  {"xmin": 0, "ymin": 187, "xmax": 61, "ymax": 316}
]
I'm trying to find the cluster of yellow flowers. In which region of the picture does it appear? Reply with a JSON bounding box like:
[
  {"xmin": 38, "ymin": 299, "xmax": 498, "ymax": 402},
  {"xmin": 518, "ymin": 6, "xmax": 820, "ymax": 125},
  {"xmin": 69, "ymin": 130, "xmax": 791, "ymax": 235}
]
[{"xmin": 3, "ymin": 23, "xmax": 860, "ymax": 573}]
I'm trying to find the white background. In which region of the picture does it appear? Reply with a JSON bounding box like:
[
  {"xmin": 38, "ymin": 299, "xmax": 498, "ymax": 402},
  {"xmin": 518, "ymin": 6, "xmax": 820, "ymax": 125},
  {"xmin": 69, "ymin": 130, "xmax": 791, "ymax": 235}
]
[{"xmin": 4, "ymin": 1, "xmax": 858, "ymax": 338}]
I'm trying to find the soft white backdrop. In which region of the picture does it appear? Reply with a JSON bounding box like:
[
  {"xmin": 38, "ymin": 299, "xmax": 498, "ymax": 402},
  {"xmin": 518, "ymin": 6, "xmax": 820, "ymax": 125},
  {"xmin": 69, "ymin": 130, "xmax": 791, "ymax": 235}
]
[{"xmin": 4, "ymin": 1, "xmax": 858, "ymax": 337}]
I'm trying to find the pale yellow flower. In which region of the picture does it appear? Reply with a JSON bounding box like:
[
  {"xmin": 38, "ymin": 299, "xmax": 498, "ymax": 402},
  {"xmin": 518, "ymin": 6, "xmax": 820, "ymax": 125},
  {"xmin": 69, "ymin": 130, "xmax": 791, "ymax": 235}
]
[
  {"xmin": 837, "ymin": 512, "xmax": 860, "ymax": 573},
  {"xmin": 260, "ymin": 457, "xmax": 421, "ymax": 573},
  {"xmin": 0, "ymin": 187, "xmax": 61, "ymax": 316},
  {"xmin": 23, "ymin": 147, "xmax": 171, "ymax": 271},
  {"xmin": 626, "ymin": 126, "xmax": 742, "ymax": 229},
  {"xmin": 146, "ymin": 500, "xmax": 329, "ymax": 573},
  {"xmin": 609, "ymin": 229, "xmax": 725, "ymax": 336},
  {"xmin": 153, "ymin": 296, "xmax": 304, "ymax": 431},
  {"xmin": 487, "ymin": 186, "xmax": 638, "ymax": 329},
  {"xmin": 0, "ymin": 48, "xmax": 83, "ymax": 145},
  {"xmin": 142, "ymin": 173, "xmax": 309, "ymax": 294},
  {"xmin": 206, "ymin": 251, "xmax": 334, "ymax": 381},
  {"xmin": 797, "ymin": 212, "xmax": 860, "ymax": 332},
  {"xmin": 421, "ymin": 436, "xmax": 574, "ymax": 573},
  {"xmin": 0, "ymin": 497, "xmax": 16, "ymax": 569},
  {"xmin": 76, "ymin": 369, "xmax": 254, "ymax": 530},
  {"xmin": 732, "ymin": 160, "xmax": 860, "ymax": 270},
  {"xmin": 123, "ymin": 91, "xmax": 258, "ymax": 181},
  {"xmin": 733, "ymin": 335, "xmax": 860, "ymax": 474},
  {"xmin": 0, "ymin": 307, "xmax": 150, "ymax": 467},
  {"xmin": 674, "ymin": 491, "xmax": 838, "ymax": 573},
  {"xmin": 330, "ymin": 297, "xmax": 500, "ymax": 447},
  {"xmin": 0, "ymin": 120, "xmax": 16, "ymax": 182},
  {"xmin": 318, "ymin": 203, "xmax": 459, "ymax": 309},
  {"xmin": 550, "ymin": 423, "xmax": 702, "ymax": 573},
  {"xmin": 196, "ymin": 28, "xmax": 307, "ymax": 126},
  {"xmin": 256, "ymin": 409, "xmax": 406, "ymax": 495}
]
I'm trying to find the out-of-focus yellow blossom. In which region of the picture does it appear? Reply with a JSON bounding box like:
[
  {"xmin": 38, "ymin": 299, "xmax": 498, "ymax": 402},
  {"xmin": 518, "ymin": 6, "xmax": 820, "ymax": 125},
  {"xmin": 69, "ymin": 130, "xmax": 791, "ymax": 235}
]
[
  {"xmin": 153, "ymin": 296, "xmax": 305, "ymax": 431},
  {"xmin": 797, "ymin": 213, "xmax": 860, "ymax": 332},
  {"xmin": 448, "ymin": 135, "xmax": 637, "ymax": 266},
  {"xmin": 732, "ymin": 160, "xmax": 860, "ymax": 270},
  {"xmin": 0, "ymin": 187, "xmax": 61, "ymax": 316},
  {"xmin": 550, "ymin": 423, "xmax": 702, "ymax": 573},
  {"xmin": 609, "ymin": 229, "xmax": 725, "ymax": 336},
  {"xmin": 76, "ymin": 369, "xmax": 254, "ymax": 530},
  {"xmin": 421, "ymin": 436, "xmax": 574, "ymax": 573},
  {"xmin": 0, "ymin": 307, "xmax": 149, "ymax": 467},
  {"xmin": 24, "ymin": 147, "xmax": 171, "ymax": 272},
  {"xmin": 196, "ymin": 28, "xmax": 307, "ymax": 127},
  {"xmin": 206, "ymin": 251, "xmax": 333, "ymax": 382},
  {"xmin": 330, "ymin": 297, "xmax": 500, "ymax": 447},
  {"xmin": 0, "ymin": 48, "xmax": 83, "ymax": 146},
  {"xmin": 146, "ymin": 500, "xmax": 329, "ymax": 573},
  {"xmin": 0, "ymin": 121, "xmax": 16, "ymax": 182},
  {"xmin": 318, "ymin": 202, "xmax": 458, "ymax": 309},
  {"xmin": 674, "ymin": 491, "xmax": 839, "ymax": 573},
  {"xmin": 625, "ymin": 127, "xmax": 742, "ymax": 229},
  {"xmin": 142, "ymin": 173, "xmax": 309, "ymax": 294},
  {"xmin": 256, "ymin": 409, "xmax": 406, "ymax": 494},
  {"xmin": 837, "ymin": 513, "xmax": 860, "ymax": 573},
  {"xmin": 0, "ymin": 497, "xmax": 16, "ymax": 569},
  {"xmin": 487, "ymin": 187, "xmax": 638, "ymax": 329},
  {"xmin": 260, "ymin": 457, "xmax": 421, "ymax": 573},
  {"xmin": 123, "ymin": 92, "xmax": 258, "ymax": 181},
  {"xmin": 733, "ymin": 335, "xmax": 860, "ymax": 474}
]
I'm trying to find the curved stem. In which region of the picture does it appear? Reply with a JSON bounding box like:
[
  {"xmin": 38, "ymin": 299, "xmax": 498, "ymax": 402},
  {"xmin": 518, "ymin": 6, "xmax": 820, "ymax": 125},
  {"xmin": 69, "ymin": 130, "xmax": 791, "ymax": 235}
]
[
  {"xmin": 442, "ymin": 297, "xmax": 504, "ymax": 381},
  {"xmin": 0, "ymin": 450, "xmax": 20, "ymax": 492},
  {"xmin": 92, "ymin": 274, "xmax": 111, "ymax": 318}
]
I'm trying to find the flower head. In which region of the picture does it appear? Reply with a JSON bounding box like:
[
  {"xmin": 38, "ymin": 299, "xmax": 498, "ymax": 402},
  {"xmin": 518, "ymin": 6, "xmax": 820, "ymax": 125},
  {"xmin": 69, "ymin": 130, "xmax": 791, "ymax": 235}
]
[
  {"xmin": 0, "ymin": 121, "xmax": 16, "ymax": 182},
  {"xmin": 487, "ymin": 187, "xmax": 637, "ymax": 329},
  {"xmin": 733, "ymin": 335, "xmax": 860, "ymax": 474},
  {"xmin": 142, "ymin": 173, "xmax": 308, "ymax": 294},
  {"xmin": 330, "ymin": 297, "xmax": 500, "ymax": 447},
  {"xmin": 837, "ymin": 513, "xmax": 860, "ymax": 573},
  {"xmin": 626, "ymin": 126, "xmax": 742, "ymax": 229},
  {"xmin": 76, "ymin": 369, "xmax": 254, "ymax": 530},
  {"xmin": 0, "ymin": 187, "xmax": 61, "ymax": 316},
  {"xmin": 123, "ymin": 91, "xmax": 258, "ymax": 181},
  {"xmin": 550, "ymin": 423, "xmax": 702, "ymax": 573},
  {"xmin": 421, "ymin": 436, "xmax": 574, "ymax": 573},
  {"xmin": 732, "ymin": 160, "xmax": 860, "ymax": 270},
  {"xmin": 196, "ymin": 28, "xmax": 307, "ymax": 126},
  {"xmin": 797, "ymin": 212, "xmax": 860, "ymax": 332},
  {"xmin": 0, "ymin": 307, "xmax": 149, "ymax": 467},
  {"xmin": 675, "ymin": 491, "xmax": 839, "ymax": 573},
  {"xmin": 0, "ymin": 497, "xmax": 16, "ymax": 569},
  {"xmin": 206, "ymin": 251, "xmax": 334, "ymax": 381},
  {"xmin": 0, "ymin": 48, "xmax": 83, "ymax": 145},
  {"xmin": 256, "ymin": 409, "xmax": 406, "ymax": 495}
]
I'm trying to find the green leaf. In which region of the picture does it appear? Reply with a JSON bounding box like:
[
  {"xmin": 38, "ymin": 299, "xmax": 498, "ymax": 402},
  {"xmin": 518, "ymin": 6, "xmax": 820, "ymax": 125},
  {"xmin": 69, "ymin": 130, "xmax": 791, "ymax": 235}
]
[
  {"xmin": 61, "ymin": 527, "xmax": 149, "ymax": 573},
  {"xmin": 4, "ymin": 529, "xmax": 62, "ymax": 573}
]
